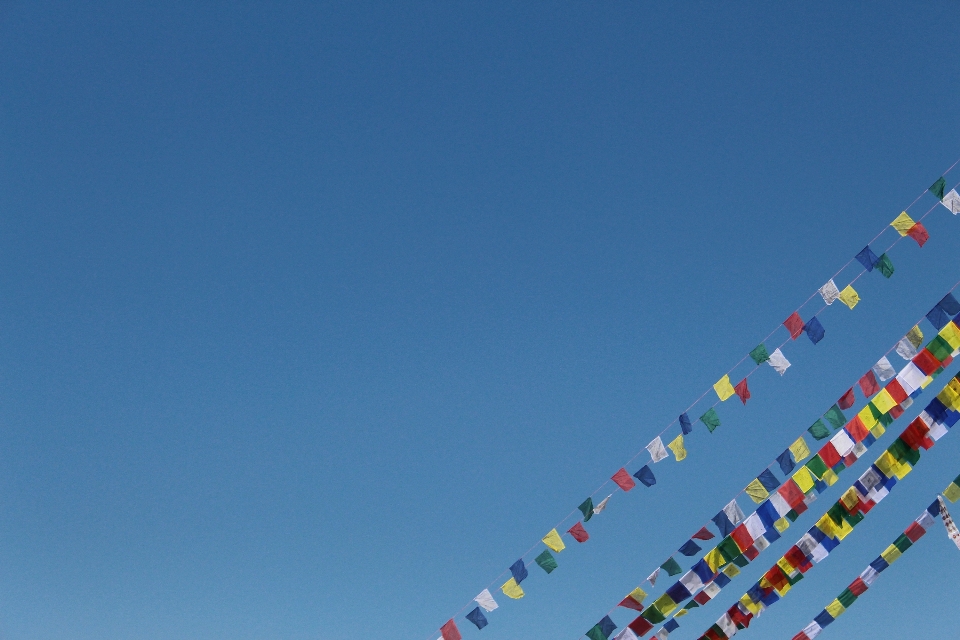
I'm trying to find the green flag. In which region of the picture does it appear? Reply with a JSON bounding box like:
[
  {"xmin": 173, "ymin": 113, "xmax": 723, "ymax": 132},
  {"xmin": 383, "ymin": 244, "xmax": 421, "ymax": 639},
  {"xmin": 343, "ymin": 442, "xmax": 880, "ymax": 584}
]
[
  {"xmin": 806, "ymin": 455, "xmax": 828, "ymax": 479},
  {"xmin": 876, "ymin": 253, "xmax": 895, "ymax": 278},
  {"xmin": 660, "ymin": 556, "xmax": 682, "ymax": 576},
  {"xmin": 700, "ymin": 408, "xmax": 721, "ymax": 433},
  {"xmin": 837, "ymin": 588, "xmax": 857, "ymax": 608},
  {"xmin": 823, "ymin": 405, "xmax": 846, "ymax": 430},
  {"xmin": 930, "ymin": 176, "xmax": 946, "ymax": 200},
  {"xmin": 808, "ymin": 419, "xmax": 830, "ymax": 440},
  {"xmin": 749, "ymin": 344, "xmax": 770, "ymax": 365},
  {"xmin": 579, "ymin": 497, "xmax": 594, "ymax": 522},
  {"xmin": 585, "ymin": 625, "xmax": 606, "ymax": 640},
  {"xmin": 535, "ymin": 549, "xmax": 558, "ymax": 574}
]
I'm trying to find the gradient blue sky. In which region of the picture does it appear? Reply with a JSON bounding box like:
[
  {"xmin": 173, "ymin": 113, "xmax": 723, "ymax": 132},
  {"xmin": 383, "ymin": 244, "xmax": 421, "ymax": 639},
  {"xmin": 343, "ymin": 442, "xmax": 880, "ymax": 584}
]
[{"xmin": 2, "ymin": 3, "xmax": 960, "ymax": 639}]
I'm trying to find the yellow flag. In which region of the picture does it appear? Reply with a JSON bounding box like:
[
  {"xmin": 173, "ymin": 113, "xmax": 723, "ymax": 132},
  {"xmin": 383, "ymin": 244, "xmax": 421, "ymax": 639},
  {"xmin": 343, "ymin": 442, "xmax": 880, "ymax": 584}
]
[
  {"xmin": 870, "ymin": 423, "xmax": 886, "ymax": 439},
  {"xmin": 675, "ymin": 608, "xmax": 689, "ymax": 618},
  {"xmin": 875, "ymin": 451, "xmax": 898, "ymax": 477},
  {"xmin": 891, "ymin": 211, "xmax": 916, "ymax": 235},
  {"xmin": 894, "ymin": 459, "xmax": 913, "ymax": 480},
  {"xmin": 840, "ymin": 487, "xmax": 860, "ymax": 511},
  {"xmin": 745, "ymin": 478, "xmax": 769, "ymax": 504},
  {"xmin": 741, "ymin": 594, "xmax": 762, "ymax": 615},
  {"xmin": 940, "ymin": 322, "xmax": 960, "ymax": 349},
  {"xmin": 792, "ymin": 466, "xmax": 815, "ymax": 493},
  {"xmin": 872, "ymin": 389, "xmax": 897, "ymax": 414},
  {"xmin": 838, "ymin": 285, "xmax": 860, "ymax": 309},
  {"xmin": 816, "ymin": 513, "xmax": 838, "ymax": 539},
  {"xmin": 857, "ymin": 404, "xmax": 878, "ymax": 429},
  {"xmin": 789, "ymin": 436, "xmax": 810, "ymax": 463},
  {"xmin": 906, "ymin": 325, "xmax": 924, "ymax": 347},
  {"xmin": 822, "ymin": 469, "xmax": 840, "ymax": 486},
  {"xmin": 774, "ymin": 517, "xmax": 791, "ymax": 533},
  {"xmin": 826, "ymin": 599, "xmax": 846, "ymax": 618},
  {"xmin": 777, "ymin": 557, "xmax": 795, "ymax": 577},
  {"xmin": 705, "ymin": 548, "xmax": 725, "ymax": 571},
  {"xmin": 944, "ymin": 481, "xmax": 960, "ymax": 503},
  {"xmin": 501, "ymin": 577, "xmax": 524, "ymax": 599},
  {"xmin": 938, "ymin": 385, "xmax": 960, "ymax": 412},
  {"xmin": 714, "ymin": 374, "xmax": 736, "ymax": 401},
  {"xmin": 628, "ymin": 586, "xmax": 647, "ymax": 604},
  {"xmin": 667, "ymin": 434, "xmax": 687, "ymax": 461},
  {"xmin": 722, "ymin": 563, "xmax": 740, "ymax": 578},
  {"xmin": 653, "ymin": 593, "xmax": 677, "ymax": 616},
  {"xmin": 775, "ymin": 581, "xmax": 792, "ymax": 597},
  {"xmin": 542, "ymin": 529, "xmax": 566, "ymax": 553},
  {"xmin": 881, "ymin": 543, "xmax": 902, "ymax": 564}
]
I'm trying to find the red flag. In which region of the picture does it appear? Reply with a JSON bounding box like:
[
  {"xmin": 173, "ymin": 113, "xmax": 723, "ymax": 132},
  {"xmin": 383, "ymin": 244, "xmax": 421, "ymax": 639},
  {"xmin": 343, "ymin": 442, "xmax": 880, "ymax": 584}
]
[
  {"xmin": 568, "ymin": 522, "xmax": 590, "ymax": 543},
  {"xmin": 858, "ymin": 370, "xmax": 879, "ymax": 397},
  {"xmin": 441, "ymin": 619, "xmax": 462, "ymax": 640},
  {"xmin": 907, "ymin": 222, "xmax": 929, "ymax": 247},
  {"xmin": 837, "ymin": 388, "xmax": 856, "ymax": 409},
  {"xmin": 783, "ymin": 312, "xmax": 804, "ymax": 339},
  {"xmin": 618, "ymin": 595, "xmax": 645, "ymax": 612},
  {"xmin": 901, "ymin": 418, "xmax": 934, "ymax": 451},
  {"xmin": 885, "ymin": 379, "xmax": 908, "ymax": 403},
  {"xmin": 847, "ymin": 577, "xmax": 869, "ymax": 596},
  {"xmin": 692, "ymin": 526, "xmax": 716, "ymax": 541},
  {"xmin": 611, "ymin": 468, "xmax": 636, "ymax": 491},
  {"xmin": 845, "ymin": 416, "xmax": 869, "ymax": 443},
  {"xmin": 734, "ymin": 378, "xmax": 750, "ymax": 404},
  {"xmin": 628, "ymin": 616, "xmax": 653, "ymax": 635},
  {"xmin": 818, "ymin": 442, "xmax": 841, "ymax": 468},
  {"xmin": 904, "ymin": 521, "xmax": 926, "ymax": 543},
  {"xmin": 778, "ymin": 479, "xmax": 806, "ymax": 509},
  {"xmin": 913, "ymin": 348, "xmax": 941, "ymax": 375}
]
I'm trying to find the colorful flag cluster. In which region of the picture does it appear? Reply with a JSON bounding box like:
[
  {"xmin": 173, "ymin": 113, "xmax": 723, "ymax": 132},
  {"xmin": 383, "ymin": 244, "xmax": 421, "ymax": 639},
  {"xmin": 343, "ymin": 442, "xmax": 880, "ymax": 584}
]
[
  {"xmin": 434, "ymin": 174, "xmax": 957, "ymax": 640},
  {"xmin": 675, "ymin": 367, "xmax": 960, "ymax": 640},
  {"xmin": 791, "ymin": 494, "xmax": 954, "ymax": 640}
]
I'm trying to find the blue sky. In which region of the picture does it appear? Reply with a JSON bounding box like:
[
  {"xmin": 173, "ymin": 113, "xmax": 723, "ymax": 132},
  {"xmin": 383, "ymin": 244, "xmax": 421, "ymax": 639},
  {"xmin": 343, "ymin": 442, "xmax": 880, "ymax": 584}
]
[{"xmin": 2, "ymin": 2, "xmax": 960, "ymax": 639}]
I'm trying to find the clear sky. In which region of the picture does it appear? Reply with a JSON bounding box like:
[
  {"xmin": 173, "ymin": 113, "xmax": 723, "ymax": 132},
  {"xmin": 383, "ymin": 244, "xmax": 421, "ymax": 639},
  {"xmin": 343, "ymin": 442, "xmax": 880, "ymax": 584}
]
[{"xmin": 1, "ymin": 2, "xmax": 960, "ymax": 639}]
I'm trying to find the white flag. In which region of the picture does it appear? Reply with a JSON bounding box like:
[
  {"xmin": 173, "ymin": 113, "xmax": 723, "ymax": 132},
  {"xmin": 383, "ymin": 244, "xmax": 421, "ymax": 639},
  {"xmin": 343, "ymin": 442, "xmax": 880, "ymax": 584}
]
[
  {"xmin": 767, "ymin": 348, "xmax": 791, "ymax": 375},
  {"xmin": 819, "ymin": 280, "xmax": 840, "ymax": 305},
  {"xmin": 871, "ymin": 356, "xmax": 896, "ymax": 381},
  {"xmin": 723, "ymin": 498, "xmax": 745, "ymax": 525},
  {"xmin": 940, "ymin": 497, "xmax": 960, "ymax": 551},
  {"xmin": 614, "ymin": 628, "xmax": 639, "ymax": 640},
  {"xmin": 646, "ymin": 437, "xmax": 668, "ymax": 463},
  {"xmin": 646, "ymin": 567, "xmax": 661, "ymax": 586},
  {"xmin": 475, "ymin": 588, "xmax": 499, "ymax": 612},
  {"xmin": 802, "ymin": 621, "xmax": 823, "ymax": 639},
  {"xmin": 942, "ymin": 189, "xmax": 960, "ymax": 214},
  {"xmin": 593, "ymin": 494, "xmax": 612, "ymax": 515},
  {"xmin": 896, "ymin": 336, "xmax": 919, "ymax": 360}
]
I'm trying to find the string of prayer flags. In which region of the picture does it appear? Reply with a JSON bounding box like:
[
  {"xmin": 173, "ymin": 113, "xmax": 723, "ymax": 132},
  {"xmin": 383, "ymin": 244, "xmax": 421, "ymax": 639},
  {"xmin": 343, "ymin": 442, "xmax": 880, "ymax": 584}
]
[
  {"xmin": 593, "ymin": 495, "xmax": 611, "ymax": 515},
  {"xmin": 585, "ymin": 616, "xmax": 617, "ymax": 640},
  {"xmin": 749, "ymin": 344, "xmax": 769, "ymax": 365},
  {"xmin": 944, "ymin": 472, "xmax": 960, "ymax": 502},
  {"xmin": 667, "ymin": 435, "xmax": 687, "ymax": 461},
  {"xmin": 819, "ymin": 280, "xmax": 840, "ymax": 305},
  {"xmin": 942, "ymin": 189, "xmax": 960, "ymax": 213},
  {"xmin": 647, "ymin": 437, "xmax": 668, "ymax": 463},
  {"xmin": 612, "ymin": 468, "xmax": 636, "ymax": 491},
  {"xmin": 930, "ymin": 176, "xmax": 947, "ymax": 200},
  {"xmin": 837, "ymin": 285, "xmax": 859, "ymax": 310},
  {"xmin": 634, "ymin": 465, "xmax": 657, "ymax": 487},
  {"xmin": 440, "ymin": 619, "xmax": 462, "ymax": 640},
  {"xmin": 466, "ymin": 607, "xmax": 488, "ymax": 630},
  {"xmin": 579, "ymin": 498, "xmax": 595, "ymax": 522},
  {"xmin": 509, "ymin": 559, "xmax": 528, "ymax": 584},
  {"xmin": 679, "ymin": 412, "xmax": 693, "ymax": 434},
  {"xmin": 855, "ymin": 246, "xmax": 880, "ymax": 271},
  {"xmin": 701, "ymin": 408, "xmax": 721, "ymax": 432},
  {"xmin": 475, "ymin": 589, "xmax": 498, "ymax": 612},
  {"xmin": 875, "ymin": 253, "xmax": 895, "ymax": 278},
  {"xmin": 784, "ymin": 312, "xmax": 805, "ymax": 339},
  {"xmin": 768, "ymin": 348, "xmax": 791, "ymax": 375},
  {"xmin": 568, "ymin": 522, "xmax": 589, "ymax": 543},
  {"xmin": 734, "ymin": 378, "xmax": 750, "ymax": 404},
  {"xmin": 714, "ymin": 375, "xmax": 736, "ymax": 401},
  {"xmin": 542, "ymin": 529, "xmax": 566, "ymax": 552},
  {"xmin": 939, "ymin": 497, "xmax": 960, "ymax": 550},
  {"xmin": 804, "ymin": 317, "xmax": 825, "ymax": 344}
]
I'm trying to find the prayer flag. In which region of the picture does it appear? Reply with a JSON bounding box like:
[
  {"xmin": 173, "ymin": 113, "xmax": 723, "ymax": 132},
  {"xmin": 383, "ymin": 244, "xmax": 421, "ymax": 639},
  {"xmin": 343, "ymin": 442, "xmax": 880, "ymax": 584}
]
[
  {"xmin": 819, "ymin": 280, "xmax": 840, "ymax": 304},
  {"xmin": 634, "ymin": 465, "xmax": 657, "ymax": 487},
  {"xmin": 750, "ymin": 344, "xmax": 770, "ymax": 365},
  {"xmin": 823, "ymin": 405, "xmax": 846, "ymax": 429},
  {"xmin": 661, "ymin": 557, "xmax": 683, "ymax": 576},
  {"xmin": 542, "ymin": 529, "xmax": 566, "ymax": 553},
  {"xmin": 734, "ymin": 378, "xmax": 750, "ymax": 404},
  {"xmin": 701, "ymin": 408, "xmax": 721, "ymax": 432},
  {"xmin": 629, "ymin": 616, "xmax": 654, "ymax": 636},
  {"xmin": 944, "ymin": 480, "xmax": 960, "ymax": 503},
  {"xmin": 593, "ymin": 494, "xmax": 611, "ymax": 515},
  {"xmin": 612, "ymin": 468, "xmax": 636, "ymax": 491},
  {"xmin": 940, "ymin": 293, "xmax": 960, "ymax": 315},
  {"xmin": 942, "ymin": 189, "xmax": 960, "ymax": 214},
  {"xmin": 501, "ymin": 578, "xmax": 524, "ymax": 599},
  {"xmin": 647, "ymin": 437, "xmax": 668, "ymax": 463},
  {"xmin": 930, "ymin": 176, "xmax": 946, "ymax": 200},
  {"xmin": 714, "ymin": 375, "xmax": 736, "ymax": 401},
  {"xmin": 891, "ymin": 211, "xmax": 916, "ymax": 235},
  {"xmin": 619, "ymin": 587, "xmax": 647, "ymax": 611},
  {"xmin": 790, "ymin": 436, "xmax": 811, "ymax": 462},
  {"xmin": 510, "ymin": 559, "xmax": 528, "ymax": 584},
  {"xmin": 784, "ymin": 312, "xmax": 804, "ymax": 339},
  {"xmin": 475, "ymin": 589, "xmax": 498, "ymax": 612},
  {"xmin": 746, "ymin": 478, "xmax": 770, "ymax": 504},
  {"xmin": 667, "ymin": 434, "xmax": 687, "ymax": 461},
  {"xmin": 855, "ymin": 246, "xmax": 879, "ymax": 271},
  {"xmin": 804, "ymin": 316, "xmax": 825, "ymax": 344},
  {"xmin": 693, "ymin": 526, "xmax": 715, "ymax": 541},
  {"xmin": 679, "ymin": 412, "xmax": 693, "ymax": 435},
  {"xmin": 777, "ymin": 450, "xmax": 796, "ymax": 476},
  {"xmin": 808, "ymin": 419, "xmax": 830, "ymax": 440},
  {"xmin": 568, "ymin": 522, "xmax": 589, "ymax": 543},
  {"xmin": 646, "ymin": 567, "xmax": 661, "ymax": 586},
  {"xmin": 838, "ymin": 388, "xmax": 855, "ymax": 409},
  {"xmin": 758, "ymin": 468, "xmax": 781, "ymax": 491},
  {"xmin": 679, "ymin": 539, "xmax": 702, "ymax": 556},
  {"xmin": 876, "ymin": 253, "xmax": 895, "ymax": 278},
  {"xmin": 465, "ymin": 607, "xmax": 487, "ymax": 630},
  {"xmin": 769, "ymin": 348, "xmax": 791, "ymax": 375},
  {"xmin": 872, "ymin": 357, "xmax": 896, "ymax": 382},
  {"xmin": 534, "ymin": 549, "xmax": 557, "ymax": 574},
  {"xmin": 838, "ymin": 285, "xmax": 859, "ymax": 310},
  {"xmin": 859, "ymin": 371, "xmax": 880, "ymax": 397},
  {"xmin": 907, "ymin": 222, "xmax": 929, "ymax": 247},
  {"xmin": 615, "ymin": 628, "xmax": 639, "ymax": 640},
  {"xmin": 939, "ymin": 497, "xmax": 960, "ymax": 549},
  {"xmin": 441, "ymin": 619, "xmax": 462, "ymax": 640},
  {"xmin": 579, "ymin": 498, "xmax": 595, "ymax": 522}
]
